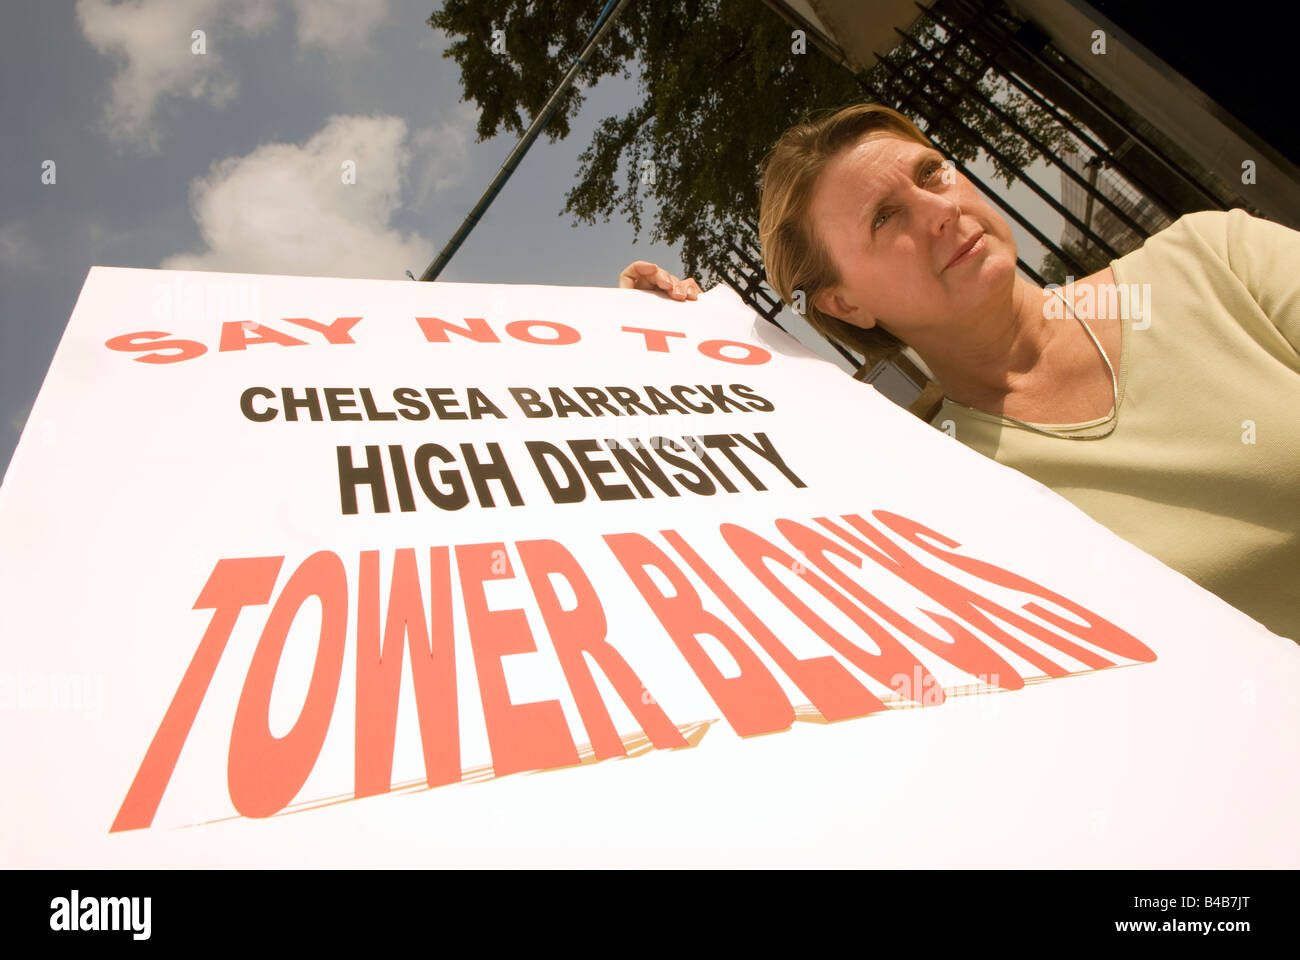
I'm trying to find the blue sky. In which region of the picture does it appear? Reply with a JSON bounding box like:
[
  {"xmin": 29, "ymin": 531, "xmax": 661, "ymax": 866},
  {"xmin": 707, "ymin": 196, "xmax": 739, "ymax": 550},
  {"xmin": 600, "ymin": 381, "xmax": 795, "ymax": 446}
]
[
  {"xmin": 0, "ymin": 0, "xmax": 730, "ymax": 479},
  {"xmin": 0, "ymin": 0, "xmax": 1083, "ymax": 481}
]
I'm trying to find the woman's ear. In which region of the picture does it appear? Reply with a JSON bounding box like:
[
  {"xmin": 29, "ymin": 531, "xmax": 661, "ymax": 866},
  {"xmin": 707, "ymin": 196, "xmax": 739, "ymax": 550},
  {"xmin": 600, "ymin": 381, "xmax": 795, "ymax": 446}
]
[{"xmin": 814, "ymin": 289, "xmax": 877, "ymax": 330}]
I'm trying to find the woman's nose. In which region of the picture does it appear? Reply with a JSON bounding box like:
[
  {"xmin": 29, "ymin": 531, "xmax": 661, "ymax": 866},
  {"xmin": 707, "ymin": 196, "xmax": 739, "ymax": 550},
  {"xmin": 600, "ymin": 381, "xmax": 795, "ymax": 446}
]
[{"xmin": 924, "ymin": 191, "xmax": 960, "ymax": 236}]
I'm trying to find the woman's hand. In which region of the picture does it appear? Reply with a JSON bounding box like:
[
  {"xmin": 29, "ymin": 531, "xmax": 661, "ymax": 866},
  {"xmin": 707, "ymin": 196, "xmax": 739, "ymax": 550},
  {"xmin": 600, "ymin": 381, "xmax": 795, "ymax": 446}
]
[{"xmin": 618, "ymin": 261, "xmax": 701, "ymax": 301}]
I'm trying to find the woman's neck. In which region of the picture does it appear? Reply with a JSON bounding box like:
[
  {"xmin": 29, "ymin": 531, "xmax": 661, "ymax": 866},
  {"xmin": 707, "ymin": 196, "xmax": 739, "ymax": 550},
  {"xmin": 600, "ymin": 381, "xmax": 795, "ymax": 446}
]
[
  {"xmin": 911, "ymin": 274, "xmax": 1054, "ymax": 411},
  {"xmin": 912, "ymin": 269, "xmax": 1117, "ymax": 416}
]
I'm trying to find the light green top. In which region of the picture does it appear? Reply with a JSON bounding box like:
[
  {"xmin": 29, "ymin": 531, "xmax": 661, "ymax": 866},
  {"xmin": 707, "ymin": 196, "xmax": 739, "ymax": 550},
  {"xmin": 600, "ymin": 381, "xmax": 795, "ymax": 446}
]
[{"xmin": 936, "ymin": 209, "xmax": 1300, "ymax": 641}]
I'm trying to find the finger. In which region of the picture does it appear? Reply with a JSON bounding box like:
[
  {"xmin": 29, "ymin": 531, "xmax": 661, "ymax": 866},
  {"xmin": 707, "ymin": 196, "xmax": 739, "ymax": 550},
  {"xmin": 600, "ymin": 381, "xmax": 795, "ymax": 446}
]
[
  {"xmin": 662, "ymin": 275, "xmax": 701, "ymax": 301},
  {"xmin": 652, "ymin": 271, "xmax": 682, "ymax": 300},
  {"xmin": 618, "ymin": 260, "xmax": 659, "ymax": 289},
  {"xmin": 619, "ymin": 261, "xmax": 694, "ymax": 301}
]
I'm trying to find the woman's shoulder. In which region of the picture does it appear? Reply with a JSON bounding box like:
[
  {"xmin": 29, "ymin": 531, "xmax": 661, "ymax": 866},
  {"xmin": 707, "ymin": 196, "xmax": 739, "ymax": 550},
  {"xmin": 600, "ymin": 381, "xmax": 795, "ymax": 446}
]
[
  {"xmin": 1115, "ymin": 208, "xmax": 1300, "ymax": 284},
  {"xmin": 1109, "ymin": 209, "xmax": 1242, "ymax": 285},
  {"xmin": 1122, "ymin": 210, "xmax": 1225, "ymax": 258},
  {"xmin": 1113, "ymin": 208, "xmax": 1300, "ymax": 355},
  {"xmin": 1125, "ymin": 208, "xmax": 1281, "ymax": 261}
]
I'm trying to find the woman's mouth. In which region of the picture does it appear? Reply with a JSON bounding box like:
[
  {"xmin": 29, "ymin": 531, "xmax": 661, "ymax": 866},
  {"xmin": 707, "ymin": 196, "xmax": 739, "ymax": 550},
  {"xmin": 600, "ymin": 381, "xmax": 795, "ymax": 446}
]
[{"xmin": 944, "ymin": 232, "xmax": 986, "ymax": 271}]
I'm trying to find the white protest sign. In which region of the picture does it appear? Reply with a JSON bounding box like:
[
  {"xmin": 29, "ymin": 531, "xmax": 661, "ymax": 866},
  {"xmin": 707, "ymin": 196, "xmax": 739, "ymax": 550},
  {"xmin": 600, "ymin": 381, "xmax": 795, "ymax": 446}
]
[{"xmin": 1, "ymin": 266, "xmax": 1296, "ymax": 867}]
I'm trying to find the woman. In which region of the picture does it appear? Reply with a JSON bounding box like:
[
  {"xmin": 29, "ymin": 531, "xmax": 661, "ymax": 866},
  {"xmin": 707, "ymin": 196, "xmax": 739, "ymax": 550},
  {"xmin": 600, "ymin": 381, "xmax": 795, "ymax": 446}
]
[{"xmin": 620, "ymin": 103, "xmax": 1300, "ymax": 641}]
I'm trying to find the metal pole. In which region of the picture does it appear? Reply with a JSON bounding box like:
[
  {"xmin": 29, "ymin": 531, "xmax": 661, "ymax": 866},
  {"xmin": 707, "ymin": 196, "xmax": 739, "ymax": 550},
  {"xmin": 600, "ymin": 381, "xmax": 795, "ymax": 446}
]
[
  {"xmin": 1083, "ymin": 155, "xmax": 1100, "ymax": 260},
  {"xmin": 418, "ymin": 0, "xmax": 634, "ymax": 282}
]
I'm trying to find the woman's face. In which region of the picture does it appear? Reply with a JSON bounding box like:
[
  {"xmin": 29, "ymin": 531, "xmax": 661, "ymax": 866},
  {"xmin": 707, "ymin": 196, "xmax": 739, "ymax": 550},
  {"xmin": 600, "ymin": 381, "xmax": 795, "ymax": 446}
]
[{"xmin": 809, "ymin": 133, "xmax": 1018, "ymax": 340}]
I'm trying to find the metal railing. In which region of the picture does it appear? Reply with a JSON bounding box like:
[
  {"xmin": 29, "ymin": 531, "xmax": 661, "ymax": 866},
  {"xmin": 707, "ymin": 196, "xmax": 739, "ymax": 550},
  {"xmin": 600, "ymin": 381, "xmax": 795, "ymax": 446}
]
[{"xmin": 718, "ymin": 0, "xmax": 1252, "ymax": 389}]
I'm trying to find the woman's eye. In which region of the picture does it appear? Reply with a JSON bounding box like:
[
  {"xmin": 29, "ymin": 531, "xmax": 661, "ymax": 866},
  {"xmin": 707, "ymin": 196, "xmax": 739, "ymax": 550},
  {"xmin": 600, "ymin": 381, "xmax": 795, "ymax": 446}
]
[
  {"xmin": 872, "ymin": 210, "xmax": 891, "ymax": 230},
  {"xmin": 925, "ymin": 161, "xmax": 944, "ymax": 183}
]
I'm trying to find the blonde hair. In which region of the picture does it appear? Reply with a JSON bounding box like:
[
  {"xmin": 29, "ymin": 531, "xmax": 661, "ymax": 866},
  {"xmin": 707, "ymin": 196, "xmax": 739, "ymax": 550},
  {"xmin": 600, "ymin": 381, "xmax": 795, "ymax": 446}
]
[{"xmin": 758, "ymin": 103, "xmax": 933, "ymax": 366}]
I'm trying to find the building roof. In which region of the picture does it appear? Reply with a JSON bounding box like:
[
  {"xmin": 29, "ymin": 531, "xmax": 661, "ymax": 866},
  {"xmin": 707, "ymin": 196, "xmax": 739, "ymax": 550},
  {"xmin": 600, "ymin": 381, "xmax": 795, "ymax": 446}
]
[{"xmin": 761, "ymin": 0, "xmax": 924, "ymax": 72}]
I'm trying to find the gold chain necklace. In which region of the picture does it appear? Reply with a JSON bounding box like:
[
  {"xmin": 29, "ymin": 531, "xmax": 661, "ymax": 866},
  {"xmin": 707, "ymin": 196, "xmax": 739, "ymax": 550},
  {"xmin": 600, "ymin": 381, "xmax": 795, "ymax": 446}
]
[{"xmin": 944, "ymin": 286, "xmax": 1119, "ymax": 440}]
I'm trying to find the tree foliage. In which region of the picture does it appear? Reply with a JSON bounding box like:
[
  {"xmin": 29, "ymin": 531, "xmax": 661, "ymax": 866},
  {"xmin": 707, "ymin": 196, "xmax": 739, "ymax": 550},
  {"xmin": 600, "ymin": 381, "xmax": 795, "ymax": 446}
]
[
  {"xmin": 428, "ymin": 0, "xmax": 864, "ymax": 285},
  {"xmin": 427, "ymin": 0, "xmax": 1078, "ymax": 287}
]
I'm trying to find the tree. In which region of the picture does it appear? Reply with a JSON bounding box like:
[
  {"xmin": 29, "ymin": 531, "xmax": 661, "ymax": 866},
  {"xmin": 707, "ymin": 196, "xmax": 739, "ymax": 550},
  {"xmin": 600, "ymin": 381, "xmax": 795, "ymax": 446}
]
[
  {"xmin": 429, "ymin": 0, "xmax": 869, "ymax": 286},
  {"xmin": 425, "ymin": 0, "xmax": 1105, "ymax": 290}
]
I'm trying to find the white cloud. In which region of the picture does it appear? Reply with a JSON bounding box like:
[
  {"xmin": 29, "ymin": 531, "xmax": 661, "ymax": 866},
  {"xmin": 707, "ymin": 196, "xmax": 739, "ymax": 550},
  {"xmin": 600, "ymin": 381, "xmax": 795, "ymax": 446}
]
[
  {"xmin": 0, "ymin": 221, "xmax": 38, "ymax": 272},
  {"xmin": 410, "ymin": 101, "xmax": 476, "ymax": 209},
  {"xmin": 290, "ymin": 0, "xmax": 389, "ymax": 55},
  {"xmin": 75, "ymin": 0, "xmax": 276, "ymax": 149},
  {"xmin": 162, "ymin": 114, "xmax": 434, "ymax": 280}
]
